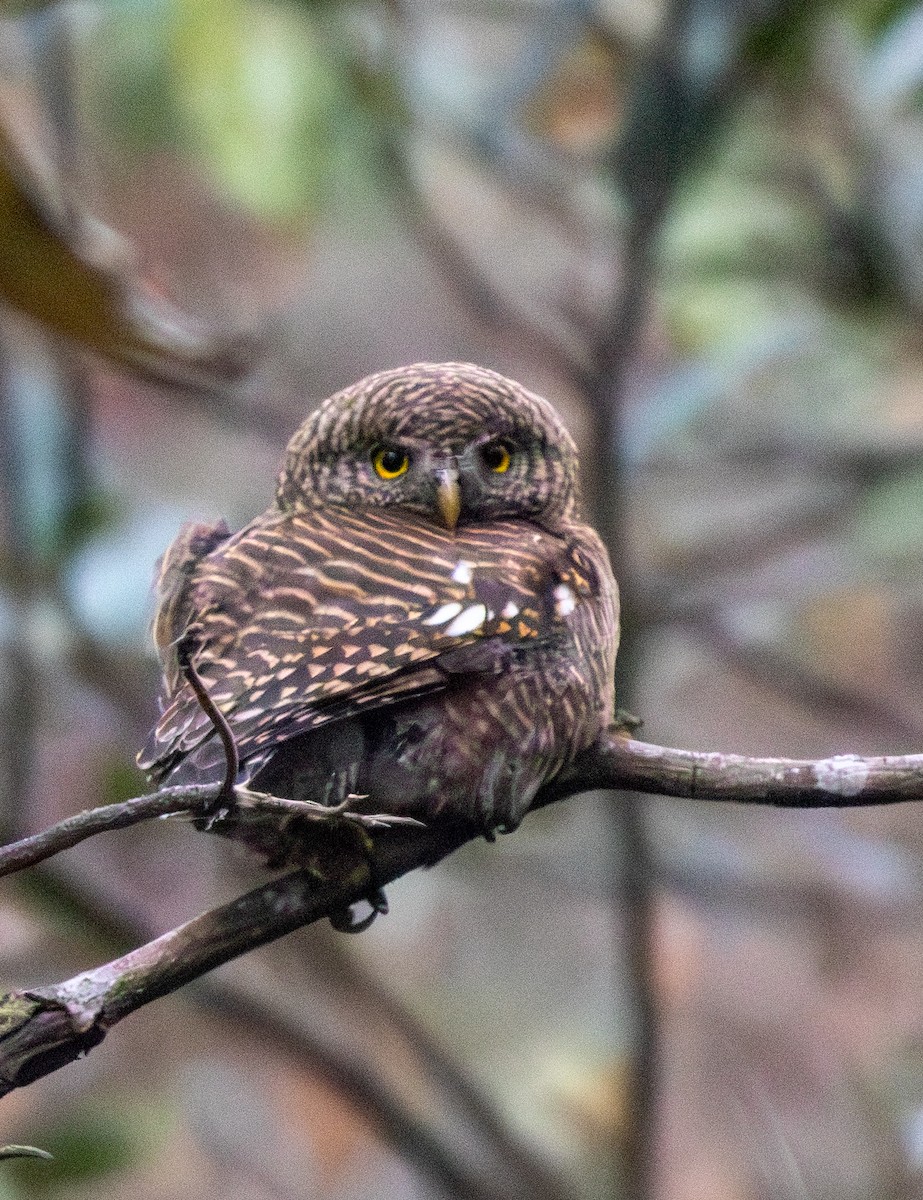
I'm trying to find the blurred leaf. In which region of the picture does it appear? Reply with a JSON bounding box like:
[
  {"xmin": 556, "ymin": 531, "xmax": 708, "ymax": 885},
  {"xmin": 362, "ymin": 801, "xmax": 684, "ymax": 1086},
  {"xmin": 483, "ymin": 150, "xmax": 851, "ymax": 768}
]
[
  {"xmin": 168, "ymin": 0, "xmax": 347, "ymax": 220},
  {"xmin": 0, "ymin": 118, "xmax": 253, "ymax": 390},
  {"xmin": 657, "ymin": 92, "xmax": 891, "ymax": 351},
  {"xmin": 661, "ymin": 278, "xmax": 806, "ymax": 354},
  {"xmin": 54, "ymin": 490, "xmax": 120, "ymax": 557},
  {"xmin": 0, "ymin": 1146, "xmax": 51, "ymax": 1161},
  {"xmin": 844, "ymin": 0, "xmax": 918, "ymax": 38},
  {"xmin": 745, "ymin": 0, "xmax": 826, "ymax": 78},
  {"xmin": 543, "ymin": 1055, "xmax": 630, "ymax": 1150},
  {"xmin": 522, "ymin": 31, "xmax": 626, "ymax": 156},
  {"xmin": 856, "ymin": 464, "xmax": 923, "ymax": 565}
]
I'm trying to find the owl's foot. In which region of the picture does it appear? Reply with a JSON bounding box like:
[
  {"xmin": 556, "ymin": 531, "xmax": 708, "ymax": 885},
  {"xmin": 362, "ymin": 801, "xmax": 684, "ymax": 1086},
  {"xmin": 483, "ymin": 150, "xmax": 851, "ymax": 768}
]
[
  {"xmin": 180, "ymin": 659, "xmax": 428, "ymax": 832},
  {"xmin": 330, "ymin": 887, "xmax": 389, "ymax": 934},
  {"xmin": 324, "ymin": 793, "xmax": 426, "ymax": 830},
  {"xmin": 234, "ymin": 789, "xmax": 424, "ymax": 831}
]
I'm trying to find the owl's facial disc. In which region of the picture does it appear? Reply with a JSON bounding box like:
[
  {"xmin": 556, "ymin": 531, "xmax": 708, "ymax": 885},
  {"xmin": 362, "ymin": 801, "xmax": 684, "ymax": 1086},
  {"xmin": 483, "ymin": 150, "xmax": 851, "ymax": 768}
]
[
  {"xmin": 277, "ymin": 363, "xmax": 581, "ymax": 525},
  {"xmin": 361, "ymin": 431, "xmax": 555, "ymax": 530},
  {"xmin": 364, "ymin": 441, "xmax": 462, "ymax": 529}
]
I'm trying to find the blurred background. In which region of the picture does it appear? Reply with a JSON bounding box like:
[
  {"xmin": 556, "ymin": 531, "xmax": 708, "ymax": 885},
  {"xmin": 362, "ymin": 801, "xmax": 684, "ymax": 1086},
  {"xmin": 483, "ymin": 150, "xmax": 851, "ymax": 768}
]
[{"xmin": 2, "ymin": 0, "xmax": 923, "ymax": 1197}]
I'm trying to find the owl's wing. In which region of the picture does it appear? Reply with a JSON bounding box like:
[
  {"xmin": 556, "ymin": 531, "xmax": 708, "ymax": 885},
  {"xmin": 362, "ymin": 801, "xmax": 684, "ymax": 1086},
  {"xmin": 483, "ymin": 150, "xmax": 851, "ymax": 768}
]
[{"xmin": 138, "ymin": 505, "xmax": 599, "ymax": 782}]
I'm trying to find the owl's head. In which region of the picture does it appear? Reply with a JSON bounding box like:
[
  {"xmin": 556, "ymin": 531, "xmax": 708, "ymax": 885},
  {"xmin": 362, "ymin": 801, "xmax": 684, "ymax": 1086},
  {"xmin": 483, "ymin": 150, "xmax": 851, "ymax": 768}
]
[{"xmin": 277, "ymin": 362, "xmax": 581, "ymax": 530}]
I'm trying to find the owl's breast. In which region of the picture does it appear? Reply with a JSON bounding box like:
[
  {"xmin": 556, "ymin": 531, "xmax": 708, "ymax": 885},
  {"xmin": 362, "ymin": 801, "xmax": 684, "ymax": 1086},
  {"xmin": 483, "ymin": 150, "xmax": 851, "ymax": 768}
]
[{"xmin": 356, "ymin": 610, "xmax": 612, "ymax": 831}]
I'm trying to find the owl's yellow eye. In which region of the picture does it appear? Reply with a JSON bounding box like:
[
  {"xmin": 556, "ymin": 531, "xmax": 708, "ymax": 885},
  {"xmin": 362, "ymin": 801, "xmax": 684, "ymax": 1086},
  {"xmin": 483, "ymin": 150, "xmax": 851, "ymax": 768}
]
[
  {"xmin": 481, "ymin": 440, "xmax": 513, "ymax": 473},
  {"xmin": 372, "ymin": 446, "xmax": 410, "ymax": 480}
]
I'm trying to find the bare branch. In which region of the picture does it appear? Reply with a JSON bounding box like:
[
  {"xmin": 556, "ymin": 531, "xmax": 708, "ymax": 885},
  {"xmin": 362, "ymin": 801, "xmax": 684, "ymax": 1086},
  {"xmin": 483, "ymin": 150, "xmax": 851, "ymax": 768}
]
[
  {"xmin": 27, "ymin": 855, "xmax": 572, "ymax": 1200},
  {"xmin": 7, "ymin": 727, "xmax": 922, "ymax": 885},
  {"xmin": 0, "ymin": 786, "xmax": 211, "ymax": 878},
  {"xmin": 4, "ymin": 729, "xmax": 923, "ymax": 1100},
  {"xmin": 0, "ymin": 818, "xmax": 468, "ymax": 1097},
  {"xmin": 551, "ymin": 733, "xmax": 923, "ymax": 808},
  {"xmin": 0, "ymin": 784, "xmax": 423, "ymax": 880}
]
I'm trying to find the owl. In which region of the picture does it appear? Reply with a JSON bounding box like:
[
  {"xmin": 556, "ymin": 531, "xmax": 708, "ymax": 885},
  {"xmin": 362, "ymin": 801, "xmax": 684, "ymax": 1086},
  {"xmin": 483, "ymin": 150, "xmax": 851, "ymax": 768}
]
[{"xmin": 138, "ymin": 362, "xmax": 619, "ymax": 836}]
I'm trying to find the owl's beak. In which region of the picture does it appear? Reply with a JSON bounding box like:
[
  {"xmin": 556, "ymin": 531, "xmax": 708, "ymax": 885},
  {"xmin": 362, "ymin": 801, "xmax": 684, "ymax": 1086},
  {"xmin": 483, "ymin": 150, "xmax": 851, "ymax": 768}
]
[{"xmin": 435, "ymin": 468, "xmax": 462, "ymax": 531}]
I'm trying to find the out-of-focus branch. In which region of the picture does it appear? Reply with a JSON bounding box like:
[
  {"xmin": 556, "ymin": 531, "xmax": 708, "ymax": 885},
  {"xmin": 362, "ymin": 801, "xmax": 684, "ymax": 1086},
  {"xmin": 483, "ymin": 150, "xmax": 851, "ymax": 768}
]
[
  {"xmin": 692, "ymin": 611, "xmax": 923, "ymax": 746},
  {"xmin": 582, "ymin": 3, "xmax": 817, "ymax": 1190},
  {"xmin": 202, "ymin": 958, "xmax": 571, "ymax": 1200},
  {"xmin": 25, "ymin": 850, "xmax": 574, "ymax": 1200},
  {"xmin": 379, "ymin": 137, "xmax": 589, "ymax": 385},
  {"xmin": 0, "ymin": 107, "xmax": 255, "ymax": 395}
]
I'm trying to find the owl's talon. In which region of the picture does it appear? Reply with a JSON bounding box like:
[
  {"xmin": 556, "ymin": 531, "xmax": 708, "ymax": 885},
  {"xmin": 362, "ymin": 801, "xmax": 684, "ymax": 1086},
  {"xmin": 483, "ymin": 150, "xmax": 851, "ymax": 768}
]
[
  {"xmin": 201, "ymin": 805, "xmax": 231, "ymax": 830},
  {"xmin": 233, "ymin": 789, "xmax": 424, "ymax": 831},
  {"xmin": 613, "ymin": 708, "xmax": 643, "ymax": 735},
  {"xmin": 329, "ymin": 888, "xmax": 389, "ymax": 934},
  {"xmin": 342, "ymin": 811, "xmax": 426, "ymax": 830},
  {"xmin": 327, "ymin": 794, "xmax": 426, "ymax": 830}
]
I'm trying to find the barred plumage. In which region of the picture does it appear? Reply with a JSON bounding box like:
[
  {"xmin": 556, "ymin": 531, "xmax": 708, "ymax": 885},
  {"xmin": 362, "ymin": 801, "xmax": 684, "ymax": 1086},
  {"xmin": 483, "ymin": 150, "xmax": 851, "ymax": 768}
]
[{"xmin": 139, "ymin": 362, "xmax": 619, "ymax": 832}]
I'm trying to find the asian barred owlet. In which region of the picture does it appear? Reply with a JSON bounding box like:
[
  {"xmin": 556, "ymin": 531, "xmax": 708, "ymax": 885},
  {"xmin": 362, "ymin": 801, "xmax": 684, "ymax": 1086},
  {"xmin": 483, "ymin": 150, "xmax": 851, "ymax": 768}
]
[{"xmin": 138, "ymin": 363, "xmax": 619, "ymax": 833}]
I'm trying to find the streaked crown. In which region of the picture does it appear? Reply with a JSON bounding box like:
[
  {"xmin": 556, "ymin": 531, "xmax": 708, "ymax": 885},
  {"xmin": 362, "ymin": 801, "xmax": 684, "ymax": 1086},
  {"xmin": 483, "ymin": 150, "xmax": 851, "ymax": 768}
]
[{"xmin": 277, "ymin": 362, "xmax": 581, "ymax": 529}]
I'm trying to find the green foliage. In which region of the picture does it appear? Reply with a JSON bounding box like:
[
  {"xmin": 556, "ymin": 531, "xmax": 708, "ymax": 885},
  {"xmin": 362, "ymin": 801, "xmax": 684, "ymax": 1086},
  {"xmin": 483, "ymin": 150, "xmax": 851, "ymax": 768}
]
[
  {"xmin": 843, "ymin": 0, "xmax": 919, "ymax": 37},
  {"xmin": 99, "ymin": 757, "xmax": 149, "ymax": 806},
  {"xmin": 746, "ymin": 0, "xmax": 825, "ymax": 78},
  {"xmin": 53, "ymin": 491, "xmax": 120, "ymax": 559},
  {"xmin": 857, "ymin": 466, "xmax": 923, "ymax": 567},
  {"xmin": 3, "ymin": 1105, "xmax": 139, "ymax": 1196},
  {"xmin": 95, "ymin": 0, "xmax": 371, "ymax": 225},
  {"xmin": 169, "ymin": 0, "xmax": 344, "ymax": 219}
]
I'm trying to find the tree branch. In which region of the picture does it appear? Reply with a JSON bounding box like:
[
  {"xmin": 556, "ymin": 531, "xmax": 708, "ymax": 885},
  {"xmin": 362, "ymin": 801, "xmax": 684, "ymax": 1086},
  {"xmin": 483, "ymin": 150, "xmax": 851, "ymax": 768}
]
[
  {"xmin": 3, "ymin": 729, "xmax": 923, "ymax": 1098},
  {"xmin": 0, "ymin": 784, "xmax": 422, "ymax": 880},
  {"xmin": 0, "ymin": 818, "xmax": 469, "ymax": 1096},
  {"xmin": 551, "ymin": 734, "xmax": 923, "ymax": 807},
  {"xmin": 0, "ymin": 787, "xmax": 204, "ymax": 878}
]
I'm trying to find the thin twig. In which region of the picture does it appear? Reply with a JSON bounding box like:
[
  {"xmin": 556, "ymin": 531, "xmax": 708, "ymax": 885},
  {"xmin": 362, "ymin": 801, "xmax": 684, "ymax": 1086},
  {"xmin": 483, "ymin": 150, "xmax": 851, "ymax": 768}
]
[
  {"xmin": 0, "ymin": 1145, "xmax": 52, "ymax": 1161},
  {"xmin": 180, "ymin": 656, "xmax": 239, "ymax": 805},
  {"xmin": 0, "ymin": 783, "xmax": 422, "ymax": 879},
  {"xmin": 0, "ymin": 786, "xmax": 210, "ymax": 877},
  {"xmin": 582, "ymin": 2, "xmax": 816, "ymax": 1188}
]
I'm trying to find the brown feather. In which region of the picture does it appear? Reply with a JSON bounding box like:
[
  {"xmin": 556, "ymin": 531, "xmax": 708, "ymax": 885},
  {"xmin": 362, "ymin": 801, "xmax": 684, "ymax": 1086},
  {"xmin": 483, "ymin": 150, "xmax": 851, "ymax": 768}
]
[{"xmin": 138, "ymin": 362, "xmax": 619, "ymax": 831}]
